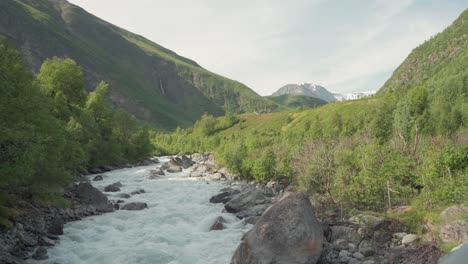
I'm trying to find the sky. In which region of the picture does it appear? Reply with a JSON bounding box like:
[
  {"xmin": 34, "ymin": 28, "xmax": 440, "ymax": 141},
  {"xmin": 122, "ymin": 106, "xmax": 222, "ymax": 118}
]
[{"xmin": 68, "ymin": 0, "xmax": 467, "ymax": 95}]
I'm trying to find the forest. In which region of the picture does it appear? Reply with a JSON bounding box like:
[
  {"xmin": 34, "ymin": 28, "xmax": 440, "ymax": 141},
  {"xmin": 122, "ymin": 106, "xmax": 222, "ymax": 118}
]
[{"xmin": 0, "ymin": 39, "xmax": 152, "ymax": 226}]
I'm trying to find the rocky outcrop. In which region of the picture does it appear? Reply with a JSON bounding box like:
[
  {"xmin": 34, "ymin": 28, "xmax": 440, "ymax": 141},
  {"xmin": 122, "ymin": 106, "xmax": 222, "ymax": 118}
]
[
  {"xmin": 209, "ymin": 189, "xmax": 240, "ymax": 204},
  {"xmin": 231, "ymin": 192, "xmax": 323, "ymax": 264},
  {"xmin": 70, "ymin": 182, "xmax": 115, "ymax": 213}
]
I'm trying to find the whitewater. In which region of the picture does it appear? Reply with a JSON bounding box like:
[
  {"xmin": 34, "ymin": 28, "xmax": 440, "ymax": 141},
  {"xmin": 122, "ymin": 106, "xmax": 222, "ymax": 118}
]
[{"xmin": 29, "ymin": 157, "xmax": 250, "ymax": 264}]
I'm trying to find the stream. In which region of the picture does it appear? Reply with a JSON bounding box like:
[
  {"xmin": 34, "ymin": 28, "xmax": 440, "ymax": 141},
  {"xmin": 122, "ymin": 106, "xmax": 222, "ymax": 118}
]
[{"xmin": 29, "ymin": 157, "xmax": 250, "ymax": 264}]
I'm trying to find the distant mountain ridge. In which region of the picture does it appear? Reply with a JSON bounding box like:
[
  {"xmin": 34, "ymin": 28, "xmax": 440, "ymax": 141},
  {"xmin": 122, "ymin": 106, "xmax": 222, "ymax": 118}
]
[
  {"xmin": 0, "ymin": 0, "xmax": 278, "ymax": 129},
  {"xmin": 271, "ymin": 83, "xmax": 375, "ymax": 102}
]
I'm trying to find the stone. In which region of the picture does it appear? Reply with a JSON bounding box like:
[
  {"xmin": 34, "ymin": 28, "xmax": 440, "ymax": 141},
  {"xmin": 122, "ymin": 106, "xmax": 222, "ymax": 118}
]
[
  {"xmin": 333, "ymin": 238, "xmax": 349, "ymax": 250},
  {"xmin": 130, "ymin": 189, "xmax": 145, "ymax": 195},
  {"xmin": 359, "ymin": 239, "xmax": 375, "ymax": 257},
  {"xmin": 92, "ymin": 175, "xmax": 104, "ymax": 181},
  {"xmin": 209, "ymin": 190, "xmax": 240, "ymax": 204},
  {"xmin": 243, "ymin": 216, "xmax": 260, "ymax": 225},
  {"xmin": 104, "ymin": 184, "xmax": 120, "ymax": 192},
  {"xmin": 207, "ymin": 172, "xmax": 225, "ymax": 181},
  {"xmin": 439, "ymin": 220, "xmax": 467, "ymax": 243},
  {"xmin": 393, "ymin": 232, "xmax": 408, "ymax": 239},
  {"xmin": 111, "ymin": 181, "xmax": 123, "ymax": 187},
  {"xmin": 363, "ymin": 260, "xmax": 376, "ymax": 264},
  {"xmin": 32, "ymin": 247, "xmax": 48, "ymax": 260},
  {"xmin": 402, "ymin": 234, "xmax": 419, "ymax": 245},
  {"xmin": 440, "ymin": 206, "xmax": 468, "ymax": 223},
  {"xmin": 121, "ymin": 202, "xmax": 148, "ymax": 211},
  {"xmin": 224, "ymin": 188, "xmax": 266, "ymax": 213},
  {"xmin": 348, "ymin": 243, "xmax": 357, "ymax": 252},
  {"xmin": 209, "ymin": 216, "xmax": 225, "ymax": 231},
  {"xmin": 339, "ymin": 250, "xmax": 351, "ymax": 258},
  {"xmin": 47, "ymin": 217, "xmax": 64, "ymax": 236},
  {"xmin": 149, "ymin": 168, "xmax": 165, "ymax": 177},
  {"xmin": 231, "ymin": 192, "xmax": 323, "ymax": 264},
  {"xmin": 166, "ymin": 165, "xmax": 183, "ymax": 173},
  {"xmin": 119, "ymin": 193, "xmax": 131, "ymax": 199},
  {"xmin": 71, "ymin": 182, "xmax": 114, "ymax": 212},
  {"xmin": 352, "ymin": 252, "xmax": 365, "ymax": 260}
]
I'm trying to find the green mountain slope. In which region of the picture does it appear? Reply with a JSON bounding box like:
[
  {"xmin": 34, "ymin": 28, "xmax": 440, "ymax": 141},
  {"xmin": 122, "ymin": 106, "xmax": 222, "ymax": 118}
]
[
  {"xmin": 0, "ymin": 0, "xmax": 278, "ymax": 129},
  {"xmin": 379, "ymin": 9, "xmax": 468, "ymax": 94},
  {"xmin": 266, "ymin": 94, "xmax": 328, "ymax": 109}
]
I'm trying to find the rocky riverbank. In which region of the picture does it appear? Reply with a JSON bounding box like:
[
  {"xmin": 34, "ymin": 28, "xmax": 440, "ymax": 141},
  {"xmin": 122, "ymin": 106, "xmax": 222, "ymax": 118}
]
[
  {"xmin": 0, "ymin": 158, "xmax": 159, "ymax": 264},
  {"xmin": 195, "ymin": 153, "xmax": 466, "ymax": 264},
  {"xmin": 1, "ymin": 153, "xmax": 465, "ymax": 264}
]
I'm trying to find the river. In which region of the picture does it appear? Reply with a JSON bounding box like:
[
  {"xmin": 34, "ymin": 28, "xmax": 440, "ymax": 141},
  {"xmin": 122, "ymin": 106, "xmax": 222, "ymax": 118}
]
[{"xmin": 29, "ymin": 157, "xmax": 250, "ymax": 264}]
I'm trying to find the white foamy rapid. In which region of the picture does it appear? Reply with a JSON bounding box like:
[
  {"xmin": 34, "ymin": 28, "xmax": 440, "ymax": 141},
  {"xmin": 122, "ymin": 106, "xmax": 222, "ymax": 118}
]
[{"xmin": 29, "ymin": 157, "xmax": 250, "ymax": 264}]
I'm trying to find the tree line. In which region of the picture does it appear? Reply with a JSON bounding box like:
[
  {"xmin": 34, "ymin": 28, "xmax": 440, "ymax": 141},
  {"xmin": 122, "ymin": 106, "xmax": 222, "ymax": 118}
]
[{"xmin": 0, "ymin": 39, "xmax": 152, "ymax": 227}]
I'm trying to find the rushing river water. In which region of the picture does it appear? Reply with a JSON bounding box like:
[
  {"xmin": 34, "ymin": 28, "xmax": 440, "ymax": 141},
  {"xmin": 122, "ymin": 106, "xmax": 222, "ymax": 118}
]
[{"xmin": 30, "ymin": 157, "xmax": 250, "ymax": 264}]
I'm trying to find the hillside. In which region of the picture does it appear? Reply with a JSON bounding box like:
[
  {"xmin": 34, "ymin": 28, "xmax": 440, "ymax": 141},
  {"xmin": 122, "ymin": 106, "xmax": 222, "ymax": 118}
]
[
  {"xmin": 379, "ymin": 9, "xmax": 468, "ymax": 94},
  {"xmin": 265, "ymin": 94, "xmax": 328, "ymax": 109},
  {"xmin": 0, "ymin": 0, "xmax": 278, "ymax": 129}
]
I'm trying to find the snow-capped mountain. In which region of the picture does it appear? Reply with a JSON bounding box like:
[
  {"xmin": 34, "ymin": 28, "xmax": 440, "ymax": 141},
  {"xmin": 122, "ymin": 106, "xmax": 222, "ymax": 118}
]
[
  {"xmin": 271, "ymin": 83, "xmax": 337, "ymax": 102},
  {"xmin": 332, "ymin": 91, "xmax": 376, "ymax": 101},
  {"xmin": 271, "ymin": 83, "xmax": 376, "ymax": 102}
]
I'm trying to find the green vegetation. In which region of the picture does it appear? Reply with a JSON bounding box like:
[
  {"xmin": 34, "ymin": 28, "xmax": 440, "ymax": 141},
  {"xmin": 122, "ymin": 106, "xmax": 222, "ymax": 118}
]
[
  {"xmin": 153, "ymin": 10, "xmax": 468, "ymax": 232},
  {"xmin": 0, "ymin": 39, "xmax": 153, "ymax": 227},
  {"xmin": 266, "ymin": 94, "xmax": 328, "ymax": 109},
  {"xmin": 1, "ymin": 0, "xmax": 279, "ymax": 129}
]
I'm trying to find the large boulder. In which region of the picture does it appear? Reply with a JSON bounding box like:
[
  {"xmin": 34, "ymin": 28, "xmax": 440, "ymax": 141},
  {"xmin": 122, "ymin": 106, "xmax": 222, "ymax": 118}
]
[
  {"xmin": 209, "ymin": 189, "xmax": 240, "ymax": 204},
  {"xmin": 209, "ymin": 216, "xmax": 226, "ymax": 231},
  {"xmin": 440, "ymin": 221, "xmax": 467, "ymax": 243},
  {"xmin": 225, "ymin": 188, "xmax": 266, "ymax": 213},
  {"xmin": 70, "ymin": 182, "xmax": 114, "ymax": 212},
  {"xmin": 169, "ymin": 156, "xmax": 194, "ymax": 169},
  {"xmin": 231, "ymin": 192, "xmax": 323, "ymax": 264}
]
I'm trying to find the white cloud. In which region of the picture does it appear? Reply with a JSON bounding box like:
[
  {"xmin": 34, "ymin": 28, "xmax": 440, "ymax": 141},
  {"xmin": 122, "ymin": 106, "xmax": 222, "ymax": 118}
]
[{"xmin": 69, "ymin": 0, "xmax": 466, "ymax": 95}]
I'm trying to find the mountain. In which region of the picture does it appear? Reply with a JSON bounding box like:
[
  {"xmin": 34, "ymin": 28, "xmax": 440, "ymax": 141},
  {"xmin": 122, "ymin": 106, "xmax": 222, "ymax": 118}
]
[
  {"xmin": 271, "ymin": 83, "xmax": 337, "ymax": 102},
  {"xmin": 333, "ymin": 91, "xmax": 376, "ymax": 101},
  {"xmin": 0, "ymin": 0, "xmax": 278, "ymax": 129},
  {"xmin": 271, "ymin": 83, "xmax": 375, "ymax": 102},
  {"xmin": 266, "ymin": 94, "xmax": 328, "ymax": 109},
  {"xmin": 379, "ymin": 9, "xmax": 468, "ymax": 95}
]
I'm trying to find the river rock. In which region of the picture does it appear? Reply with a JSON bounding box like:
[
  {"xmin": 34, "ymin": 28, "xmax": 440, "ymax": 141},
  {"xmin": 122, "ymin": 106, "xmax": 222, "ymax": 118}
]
[
  {"xmin": 224, "ymin": 188, "xmax": 266, "ymax": 213},
  {"xmin": 207, "ymin": 172, "xmax": 225, "ymax": 181},
  {"xmin": 149, "ymin": 168, "xmax": 165, "ymax": 177},
  {"xmin": 119, "ymin": 193, "xmax": 131, "ymax": 199},
  {"xmin": 112, "ymin": 181, "xmax": 123, "ymax": 187},
  {"xmin": 32, "ymin": 247, "xmax": 48, "ymax": 260},
  {"xmin": 191, "ymin": 164, "xmax": 214, "ymax": 174},
  {"xmin": 210, "ymin": 216, "xmax": 225, "ymax": 231},
  {"xmin": 169, "ymin": 156, "xmax": 194, "ymax": 169},
  {"xmin": 92, "ymin": 175, "xmax": 104, "ymax": 181},
  {"xmin": 209, "ymin": 189, "xmax": 240, "ymax": 204},
  {"xmin": 130, "ymin": 189, "xmax": 145, "ymax": 195},
  {"xmin": 71, "ymin": 182, "xmax": 114, "ymax": 212},
  {"xmin": 121, "ymin": 202, "xmax": 148, "ymax": 211},
  {"xmin": 161, "ymin": 162, "xmax": 170, "ymax": 170},
  {"xmin": 46, "ymin": 218, "xmax": 64, "ymax": 236},
  {"xmin": 358, "ymin": 239, "xmax": 375, "ymax": 256},
  {"xmin": 402, "ymin": 234, "xmax": 419, "ymax": 246},
  {"xmin": 104, "ymin": 184, "xmax": 120, "ymax": 192},
  {"xmin": 89, "ymin": 168, "xmax": 103, "ymax": 174},
  {"xmin": 166, "ymin": 165, "xmax": 183, "ymax": 173},
  {"xmin": 231, "ymin": 192, "xmax": 323, "ymax": 264}
]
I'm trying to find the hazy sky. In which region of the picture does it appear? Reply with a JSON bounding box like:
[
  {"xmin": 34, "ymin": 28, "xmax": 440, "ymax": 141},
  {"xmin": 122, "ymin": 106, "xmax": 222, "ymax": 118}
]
[{"xmin": 68, "ymin": 0, "xmax": 467, "ymax": 95}]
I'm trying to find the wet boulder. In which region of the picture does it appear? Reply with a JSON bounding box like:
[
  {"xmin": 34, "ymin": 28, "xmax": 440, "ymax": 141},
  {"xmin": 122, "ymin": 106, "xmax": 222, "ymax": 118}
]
[
  {"xmin": 231, "ymin": 192, "xmax": 323, "ymax": 264},
  {"xmin": 224, "ymin": 188, "xmax": 266, "ymax": 213},
  {"xmin": 209, "ymin": 189, "xmax": 240, "ymax": 204},
  {"xmin": 70, "ymin": 182, "xmax": 114, "ymax": 212},
  {"xmin": 210, "ymin": 216, "xmax": 226, "ymax": 231},
  {"xmin": 92, "ymin": 175, "xmax": 104, "ymax": 181},
  {"xmin": 166, "ymin": 166, "xmax": 183, "ymax": 173},
  {"xmin": 121, "ymin": 202, "xmax": 148, "ymax": 211},
  {"xmin": 32, "ymin": 247, "xmax": 48, "ymax": 260},
  {"xmin": 130, "ymin": 189, "xmax": 145, "ymax": 195},
  {"xmin": 104, "ymin": 184, "xmax": 120, "ymax": 192}
]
